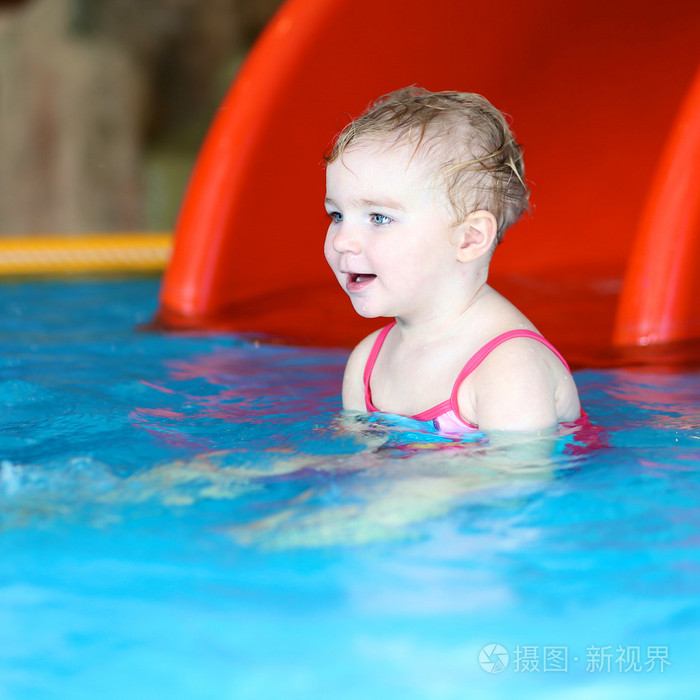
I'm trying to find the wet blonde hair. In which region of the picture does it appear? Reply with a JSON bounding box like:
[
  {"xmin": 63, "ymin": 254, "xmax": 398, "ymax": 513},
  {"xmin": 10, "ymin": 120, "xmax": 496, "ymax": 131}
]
[{"xmin": 325, "ymin": 86, "xmax": 530, "ymax": 243}]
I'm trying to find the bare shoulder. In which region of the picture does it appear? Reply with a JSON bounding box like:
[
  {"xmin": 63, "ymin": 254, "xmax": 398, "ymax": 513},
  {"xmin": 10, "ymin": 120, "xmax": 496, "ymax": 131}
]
[
  {"xmin": 341, "ymin": 327, "xmax": 385, "ymax": 411},
  {"xmin": 458, "ymin": 336, "xmax": 581, "ymax": 432}
]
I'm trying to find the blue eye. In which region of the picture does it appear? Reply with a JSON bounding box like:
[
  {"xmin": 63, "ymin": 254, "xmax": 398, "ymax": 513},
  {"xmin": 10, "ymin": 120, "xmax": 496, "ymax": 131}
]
[
  {"xmin": 328, "ymin": 211, "xmax": 343, "ymax": 223},
  {"xmin": 370, "ymin": 213, "xmax": 391, "ymax": 225}
]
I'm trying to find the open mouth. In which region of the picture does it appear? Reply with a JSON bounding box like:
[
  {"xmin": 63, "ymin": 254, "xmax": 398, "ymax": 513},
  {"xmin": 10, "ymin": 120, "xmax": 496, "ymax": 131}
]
[{"xmin": 348, "ymin": 273, "xmax": 376, "ymax": 283}]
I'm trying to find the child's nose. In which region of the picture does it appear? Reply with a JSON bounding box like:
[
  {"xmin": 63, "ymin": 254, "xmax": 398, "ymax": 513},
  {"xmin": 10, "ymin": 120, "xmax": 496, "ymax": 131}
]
[{"xmin": 331, "ymin": 222, "xmax": 362, "ymax": 254}]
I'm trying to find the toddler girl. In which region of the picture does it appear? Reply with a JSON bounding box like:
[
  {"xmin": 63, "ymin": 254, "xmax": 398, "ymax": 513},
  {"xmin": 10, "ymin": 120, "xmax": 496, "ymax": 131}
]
[{"xmin": 324, "ymin": 87, "xmax": 581, "ymax": 434}]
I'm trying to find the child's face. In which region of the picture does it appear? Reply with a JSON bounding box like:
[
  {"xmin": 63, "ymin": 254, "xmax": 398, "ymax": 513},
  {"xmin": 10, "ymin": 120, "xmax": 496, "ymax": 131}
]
[{"xmin": 324, "ymin": 139, "xmax": 459, "ymax": 321}]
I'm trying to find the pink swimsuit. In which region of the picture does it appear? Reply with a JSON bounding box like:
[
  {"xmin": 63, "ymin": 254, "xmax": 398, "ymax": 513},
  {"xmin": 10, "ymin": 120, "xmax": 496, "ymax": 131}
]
[{"xmin": 364, "ymin": 322, "xmax": 572, "ymax": 434}]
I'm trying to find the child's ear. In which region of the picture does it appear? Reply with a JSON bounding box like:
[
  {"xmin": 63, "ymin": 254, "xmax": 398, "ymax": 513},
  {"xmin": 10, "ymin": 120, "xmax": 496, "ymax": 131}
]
[{"xmin": 454, "ymin": 210, "xmax": 498, "ymax": 263}]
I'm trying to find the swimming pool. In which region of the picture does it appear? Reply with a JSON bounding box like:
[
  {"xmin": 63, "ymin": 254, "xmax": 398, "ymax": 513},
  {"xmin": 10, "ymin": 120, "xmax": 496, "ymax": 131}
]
[{"xmin": 1, "ymin": 278, "xmax": 698, "ymax": 699}]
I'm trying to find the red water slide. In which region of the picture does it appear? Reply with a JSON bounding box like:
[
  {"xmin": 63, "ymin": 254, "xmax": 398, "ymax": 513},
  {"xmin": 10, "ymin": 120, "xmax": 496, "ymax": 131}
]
[{"xmin": 157, "ymin": 0, "xmax": 700, "ymax": 361}]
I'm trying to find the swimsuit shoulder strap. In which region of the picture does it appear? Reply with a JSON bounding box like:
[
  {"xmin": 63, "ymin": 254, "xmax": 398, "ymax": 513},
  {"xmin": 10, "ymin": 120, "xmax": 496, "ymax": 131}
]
[
  {"xmin": 450, "ymin": 329, "xmax": 571, "ymax": 403},
  {"xmin": 363, "ymin": 322, "xmax": 396, "ymax": 411},
  {"xmin": 364, "ymin": 326, "xmax": 569, "ymax": 416}
]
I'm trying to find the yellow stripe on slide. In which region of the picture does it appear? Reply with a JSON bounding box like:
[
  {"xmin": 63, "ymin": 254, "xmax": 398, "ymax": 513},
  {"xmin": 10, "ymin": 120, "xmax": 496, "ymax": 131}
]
[{"xmin": 0, "ymin": 233, "xmax": 172, "ymax": 275}]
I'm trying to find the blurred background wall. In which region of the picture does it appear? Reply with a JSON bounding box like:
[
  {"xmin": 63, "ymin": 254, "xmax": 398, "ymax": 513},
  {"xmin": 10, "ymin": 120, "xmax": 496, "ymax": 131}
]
[{"xmin": 0, "ymin": 0, "xmax": 282, "ymax": 236}]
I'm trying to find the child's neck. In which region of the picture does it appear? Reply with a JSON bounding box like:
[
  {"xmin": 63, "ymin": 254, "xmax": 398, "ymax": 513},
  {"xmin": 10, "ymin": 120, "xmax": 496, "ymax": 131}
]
[{"xmin": 394, "ymin": 279, "xmax": 492, "ymax": 345}]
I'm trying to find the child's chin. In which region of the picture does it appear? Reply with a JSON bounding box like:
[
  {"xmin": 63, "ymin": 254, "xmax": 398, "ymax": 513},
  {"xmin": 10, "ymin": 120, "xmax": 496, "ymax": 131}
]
[{"xmin": 350, "ymin": 302, "xmax": 386, "ymax": 320}]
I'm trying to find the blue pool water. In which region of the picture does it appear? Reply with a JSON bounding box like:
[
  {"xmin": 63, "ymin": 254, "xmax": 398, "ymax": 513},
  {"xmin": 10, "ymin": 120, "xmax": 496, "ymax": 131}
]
[{"xmin": 0, "ymin": 278, "xmax": 698, "ymax": 699}]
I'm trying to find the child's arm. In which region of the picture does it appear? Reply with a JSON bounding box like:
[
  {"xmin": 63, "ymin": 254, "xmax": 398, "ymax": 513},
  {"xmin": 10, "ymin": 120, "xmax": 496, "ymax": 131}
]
[
  {"xmin": 460, "ymin": 337, "xmax": 580, "ymax": 432},
  {"xmin": 341, "ymin": 330, "xmax": 382, "ymax": 411}
]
